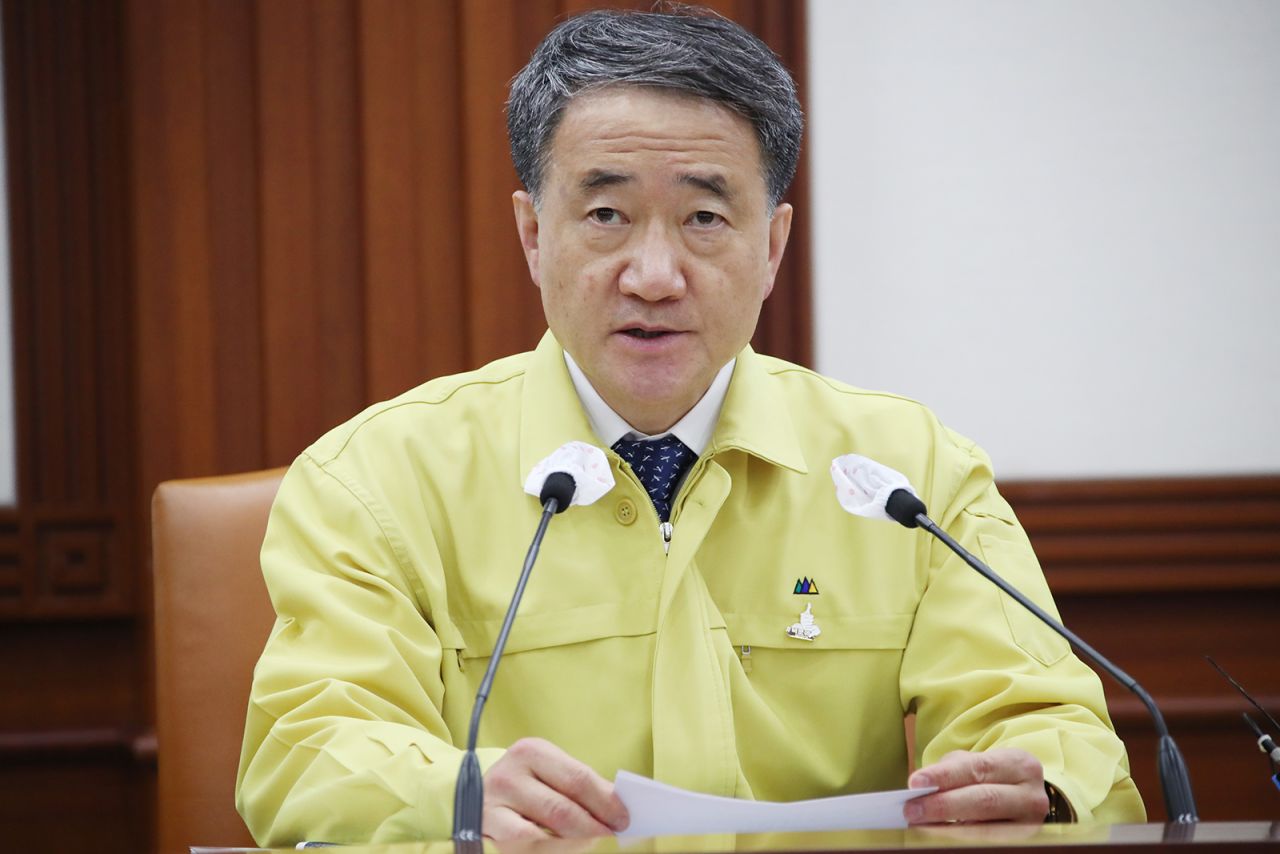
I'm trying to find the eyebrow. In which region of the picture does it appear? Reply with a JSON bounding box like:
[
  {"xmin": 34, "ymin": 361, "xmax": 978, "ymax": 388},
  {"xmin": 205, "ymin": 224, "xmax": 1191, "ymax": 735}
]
[
  {"xmin": 579, "ymin": 170, "xmax": 632, "ymax": 193},
  {"xmin": 576, "ymin": 169, "xmax": 735, "ymax": 201},
  {"xmin": 678, "ymin": 172, "xmax": 733, "ymax": 201}
]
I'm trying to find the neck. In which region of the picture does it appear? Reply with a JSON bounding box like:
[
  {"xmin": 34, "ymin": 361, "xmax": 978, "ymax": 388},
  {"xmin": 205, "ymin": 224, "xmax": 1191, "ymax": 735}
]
[{"xmin": 611, "ymin": 396, "xmax": 697, "ymax": 437}]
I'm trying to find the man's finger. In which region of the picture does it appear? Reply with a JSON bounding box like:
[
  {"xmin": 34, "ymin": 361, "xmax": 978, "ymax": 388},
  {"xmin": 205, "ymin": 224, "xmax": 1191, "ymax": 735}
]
[
  {"xmin": 908, "ymin": 748, "xmax": 1041, "ymax": 791},
  {"xmin": 483, "ymin": 804, "xmax": 549, "ymax": 841},
  {"xmin": 904, "ymin": 782, "xmax": 1047, "ymax": 824},
  {"xmin": 515, "ymin": 740, "xmax": 629, "ymax": 832},
  {"xmin": 487, "ymin": 768, "xmax": 614, "ymax": 838},
  {"xmin": 522, "ymin": 777, "xmax": 618, "ymax": 837},
  {"xmin": 485, "ymin": 738, "xmax": 628, "ymax": 837},
  {"xmin": 904, "ymin": 749, "xmax": 1048, "ymax": 824}
]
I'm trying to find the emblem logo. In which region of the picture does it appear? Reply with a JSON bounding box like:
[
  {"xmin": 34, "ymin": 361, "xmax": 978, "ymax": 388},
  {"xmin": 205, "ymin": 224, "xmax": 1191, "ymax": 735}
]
[{"xmin": 793, "ymin": 576, "xmax": 820, "ymax": 595}]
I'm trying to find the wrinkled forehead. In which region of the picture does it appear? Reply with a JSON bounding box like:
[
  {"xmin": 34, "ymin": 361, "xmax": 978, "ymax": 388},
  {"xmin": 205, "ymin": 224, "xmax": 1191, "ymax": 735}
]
[{"xmin": 542, "ymin": 86, "xmax": 769, "ymax": 199}]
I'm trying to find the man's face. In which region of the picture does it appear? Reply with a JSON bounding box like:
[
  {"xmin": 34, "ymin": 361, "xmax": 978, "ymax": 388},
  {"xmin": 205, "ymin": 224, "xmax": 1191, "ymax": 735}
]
[{"xmin": 513, "ymin": 88, "xmax": 793, "ymax": 434}]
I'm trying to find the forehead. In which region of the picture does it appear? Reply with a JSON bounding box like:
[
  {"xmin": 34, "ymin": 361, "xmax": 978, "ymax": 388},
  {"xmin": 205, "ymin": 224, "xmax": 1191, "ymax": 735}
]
[{"xmin": 544, "ymin": 88, "xmax": 767, "ymax": 198}]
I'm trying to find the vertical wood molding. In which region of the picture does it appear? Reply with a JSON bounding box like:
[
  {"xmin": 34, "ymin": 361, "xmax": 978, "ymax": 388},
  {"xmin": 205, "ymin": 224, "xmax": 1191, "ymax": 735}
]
[
  {"xmin": 128, "ymin": 0, "xmax": 218, "ymax": 490},
  {"xmin": 739, "ymin": 0, "xmax": 812, "ymax": 367},
  {"xmin": 459, "ymin": 0, "xmax": 551, "ymax": 368},
  {"xmin": 358, "ymin": 0, "xmax": 471, "ymax": 400},
  {"xmin": 205, "ymin": 0, "xmax": 266, "ymax": 476}
]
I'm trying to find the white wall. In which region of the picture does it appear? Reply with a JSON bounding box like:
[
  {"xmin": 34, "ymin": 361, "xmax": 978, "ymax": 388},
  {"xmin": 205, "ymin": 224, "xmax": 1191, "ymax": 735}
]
[{"xmin": 808, "ymin": 1, "xmax": 1280, "ymax": 479}]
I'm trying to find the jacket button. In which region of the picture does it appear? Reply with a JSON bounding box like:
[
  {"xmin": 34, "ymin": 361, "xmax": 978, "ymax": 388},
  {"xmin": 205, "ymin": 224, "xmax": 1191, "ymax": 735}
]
[{"xmin": 614, "ymin": 498, "xmax": 638, "ymax": 525}]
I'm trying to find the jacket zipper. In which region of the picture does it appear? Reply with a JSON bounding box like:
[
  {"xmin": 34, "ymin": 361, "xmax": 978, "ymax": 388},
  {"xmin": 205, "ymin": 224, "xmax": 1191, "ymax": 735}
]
[{"xmin": 660, "ymin": 521, "xmax": 673, "ymax": 554}]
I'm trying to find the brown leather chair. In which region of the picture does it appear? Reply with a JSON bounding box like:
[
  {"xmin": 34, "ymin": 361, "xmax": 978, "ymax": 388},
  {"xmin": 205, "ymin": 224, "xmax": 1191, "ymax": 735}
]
[{"xmin": 152, "ymin": 468, "xmax": 286, "ymax": 853}]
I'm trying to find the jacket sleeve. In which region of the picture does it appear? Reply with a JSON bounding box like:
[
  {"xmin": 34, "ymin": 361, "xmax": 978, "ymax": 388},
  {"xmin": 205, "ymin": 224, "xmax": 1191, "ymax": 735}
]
[
  {"xmin": 235, "ymin": 453, "xmax": 503, "ymax": 846},
  {"xmin": 898, "ymin": 432, "xmax": 1146, "ymax": 823}
]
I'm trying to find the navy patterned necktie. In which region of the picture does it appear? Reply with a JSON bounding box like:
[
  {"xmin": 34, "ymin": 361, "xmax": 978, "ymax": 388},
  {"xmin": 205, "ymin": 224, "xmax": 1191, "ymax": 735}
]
[{"xmin": 611, "ymin": 435, "xmax": 696, "ymax": 523}]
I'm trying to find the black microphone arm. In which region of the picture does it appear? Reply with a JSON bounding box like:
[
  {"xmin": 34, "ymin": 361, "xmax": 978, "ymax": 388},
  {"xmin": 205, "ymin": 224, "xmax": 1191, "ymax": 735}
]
[
  {"xmin": 453, "ymin": 472, "xmax": 578, "ymax": 843},
  {"xmin": 884, "ymin": 489, "xmax": 1198, "ymax": 823}
]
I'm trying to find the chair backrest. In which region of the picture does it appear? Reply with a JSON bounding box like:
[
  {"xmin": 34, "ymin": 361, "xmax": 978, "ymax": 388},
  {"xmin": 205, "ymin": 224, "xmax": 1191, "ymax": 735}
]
[{"xmin": 152, "ymin": 468, "xmax": 286, "ymax": 853}]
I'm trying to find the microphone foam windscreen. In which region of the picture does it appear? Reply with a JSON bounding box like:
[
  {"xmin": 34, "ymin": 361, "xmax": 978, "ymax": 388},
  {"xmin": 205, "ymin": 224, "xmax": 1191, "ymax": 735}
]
[
  {"xmin": 885, "ymin": 489, "xmax": 927, "ymax": 529},
  {"xmin": 539, "ymin": 471, "xmax": 577, "ymax": 514}
]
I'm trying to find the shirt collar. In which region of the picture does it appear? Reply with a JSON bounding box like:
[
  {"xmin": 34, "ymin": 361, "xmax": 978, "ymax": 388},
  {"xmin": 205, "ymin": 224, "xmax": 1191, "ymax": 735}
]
[
  {"xmin": 519, "ymin": 331, "xmax": 808, "ymax": 479},
  {"xmin": 562, "ymin": 350, "xmax": 734, "ymax": 456}
]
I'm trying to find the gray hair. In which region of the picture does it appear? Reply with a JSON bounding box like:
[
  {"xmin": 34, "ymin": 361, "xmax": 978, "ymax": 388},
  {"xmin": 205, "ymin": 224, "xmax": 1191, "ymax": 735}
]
[{"xmin": 507, "ymin": 5, "xmax": 803, "ymax": 211}]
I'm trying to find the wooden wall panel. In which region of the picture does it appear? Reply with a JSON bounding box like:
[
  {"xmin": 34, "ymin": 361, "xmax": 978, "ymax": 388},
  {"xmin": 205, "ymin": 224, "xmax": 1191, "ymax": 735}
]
[
  {"xmin": 0, "ymin": 754, "xmax": 150, "ymax": 851},
  {"xmin": 358, "ymin": 0, "xmax": 471, "ymax": 400},
  {"xmin": 309, "ymin": 0, "xmax": 365, "ymax": 418},
  {"xmin": 460, "ymin": 0, "xmax": 551, "ymax": 366},
  {"xmin": 738, "ymin": 0, "xmax": 812, "ymax": 365},
  {"xmin": 129, "ymin": 0, "xmax": 218, "ymax": 489},
  {"xmin": 2, "ymin": 0, "xmax": 134, "ymax": 620},
  {"xmin": 258, "ymin": 0, "xmax": 347, "ymax": 464},
  {"xmin": 205, "ymin": 0, "xmax": 266, "ymax": 474},
  {"xmin": 1, "ymin": 0, "xmax": 148, "ymax": 844}
]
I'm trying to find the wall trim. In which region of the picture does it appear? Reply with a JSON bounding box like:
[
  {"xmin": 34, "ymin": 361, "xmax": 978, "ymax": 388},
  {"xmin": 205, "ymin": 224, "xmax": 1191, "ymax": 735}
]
[{"xmin": 1002, "ymin": 475, "xmax": 1280, "ymax": 594}]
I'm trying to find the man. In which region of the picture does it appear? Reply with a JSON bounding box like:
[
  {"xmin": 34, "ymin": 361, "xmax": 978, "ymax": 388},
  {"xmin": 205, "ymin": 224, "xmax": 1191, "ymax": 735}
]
[{"xmin": 237, "ymin": 7, "xmax": 1144, "ymax": 845}]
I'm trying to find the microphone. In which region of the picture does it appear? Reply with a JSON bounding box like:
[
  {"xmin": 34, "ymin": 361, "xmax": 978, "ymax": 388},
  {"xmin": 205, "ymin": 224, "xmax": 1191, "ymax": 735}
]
[
  {"xmin": 830, "ymin": 454, "xmax": 1199, "ymax": 823},
  {"xmin": 453, "ymin": 442, "xmax": 615, "ymax": 843},
  {"xmin": 1205, "ymin": 657, "xmax": 1280, "ymax": 792}
]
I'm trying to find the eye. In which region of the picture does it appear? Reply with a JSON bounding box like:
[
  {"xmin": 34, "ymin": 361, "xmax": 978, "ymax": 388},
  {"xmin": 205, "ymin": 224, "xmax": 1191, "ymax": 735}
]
[
  {"xmin": 590, "ymin": 207, "xmax": 625, "ymax": 225},
  {"xmin": 689, "ymin": 210, "xmax": 724, "ymax": 227}
]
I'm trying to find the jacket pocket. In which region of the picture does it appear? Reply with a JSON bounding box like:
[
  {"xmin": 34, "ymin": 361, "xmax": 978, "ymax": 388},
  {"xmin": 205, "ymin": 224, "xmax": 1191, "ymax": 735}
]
[
  {"xmin": 451, "ymin": 597, "xmax": 660, "ymax": 659},
  {"xmin": 977, "ymin": 531, "xmax": 1070, "ymax": 667}
]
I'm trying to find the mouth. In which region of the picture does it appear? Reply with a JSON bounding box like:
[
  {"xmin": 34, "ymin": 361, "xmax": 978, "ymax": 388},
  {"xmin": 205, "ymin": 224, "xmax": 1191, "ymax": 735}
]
[
  {"xmin": 621, "ymin": 328, "xmax": 674, "ymax": 340},
  {"xmin": 617, "ymin": 323, "xmax": 684, "ymax": 341}
]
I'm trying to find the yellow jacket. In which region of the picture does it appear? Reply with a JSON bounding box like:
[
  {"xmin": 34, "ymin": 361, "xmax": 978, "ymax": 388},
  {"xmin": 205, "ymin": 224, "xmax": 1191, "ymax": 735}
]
[{"xmin": 236, "ymin": 332, "xmax": 1144, "ymax": 845}]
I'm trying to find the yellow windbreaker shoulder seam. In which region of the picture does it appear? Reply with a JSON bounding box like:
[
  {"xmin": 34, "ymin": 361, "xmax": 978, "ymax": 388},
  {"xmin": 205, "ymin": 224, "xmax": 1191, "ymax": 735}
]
[
  {"xmin": 760, "ymin": 357, "xmax": 982, "ymax": 462},
  {"xmin": 310, "ymin": 364, "xmax": 528, "ymax": 466}
]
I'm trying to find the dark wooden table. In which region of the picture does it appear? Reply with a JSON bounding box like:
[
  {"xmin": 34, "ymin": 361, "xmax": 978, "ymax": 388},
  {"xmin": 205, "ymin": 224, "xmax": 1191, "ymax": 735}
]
[{"xmin": 191, "ymin": 822, "xmax": 1280, "ymax": 853}]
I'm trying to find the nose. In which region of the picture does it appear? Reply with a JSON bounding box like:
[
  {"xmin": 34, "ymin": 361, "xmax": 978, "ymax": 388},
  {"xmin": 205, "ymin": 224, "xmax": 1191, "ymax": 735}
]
[{"xmin": 618, "ymin": 225, "xmax": 687, "ymax": 301}]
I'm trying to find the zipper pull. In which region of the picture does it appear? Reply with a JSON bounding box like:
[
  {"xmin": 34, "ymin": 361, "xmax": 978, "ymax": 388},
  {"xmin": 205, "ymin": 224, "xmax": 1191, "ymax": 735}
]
[
  {"xmin": 740, "ymin": 645, "xmax": 753, "ymax": 674},
  {"xmin": 660, "ymin": 521, "xmax": 673, "ymax": 554}
]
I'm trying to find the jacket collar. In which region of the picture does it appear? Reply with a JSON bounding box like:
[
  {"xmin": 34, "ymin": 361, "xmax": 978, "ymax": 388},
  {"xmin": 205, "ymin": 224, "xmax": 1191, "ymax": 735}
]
[
  {"xmin": 519, "ymin": 331, "xmax": 809, "ymax": 477},
  {"xmin": 709, "ymin": 345, "xmax": 809, "ymax": 474},
  {"xmin": 519, "ymin": 332, "xmax": 603, "ymax": 479}
]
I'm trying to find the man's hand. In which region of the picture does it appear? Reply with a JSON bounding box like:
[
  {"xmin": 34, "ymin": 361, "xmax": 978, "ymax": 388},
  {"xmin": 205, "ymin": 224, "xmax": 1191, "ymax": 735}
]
[
  {"xmin": 482, "ymin": 737, "xmax": 630, "ymax": 840},
  {"xmin": 904, "ymin": 749, "xmax": 1050, "ymax": 824}
]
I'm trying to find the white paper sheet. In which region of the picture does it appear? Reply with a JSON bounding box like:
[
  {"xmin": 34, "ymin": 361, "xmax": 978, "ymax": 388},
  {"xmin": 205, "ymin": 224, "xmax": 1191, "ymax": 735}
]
[{"xmin": 614, "ymin": 771, "xmax": 936, "ymax": 838}]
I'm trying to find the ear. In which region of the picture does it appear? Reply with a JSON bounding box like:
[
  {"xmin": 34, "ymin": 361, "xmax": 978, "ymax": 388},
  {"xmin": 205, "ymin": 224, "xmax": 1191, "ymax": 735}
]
[
  {"xmin": 512, "ymin": 191, "xmax": 541, "ymax": 286},
  {"xmin": 762, "ymin": 202, "xmax": 794, "ymax": 299}
]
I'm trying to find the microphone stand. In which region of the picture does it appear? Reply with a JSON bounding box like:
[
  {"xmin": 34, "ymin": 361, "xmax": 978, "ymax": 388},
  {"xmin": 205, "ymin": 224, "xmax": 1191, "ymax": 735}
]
[
  {"xmin": 885, "ymin": 490, "xmax": 1198, "ymax": 823},
  {"xmin": 453, "ymin": 474, "xmax": 574, "ymax": 845}
]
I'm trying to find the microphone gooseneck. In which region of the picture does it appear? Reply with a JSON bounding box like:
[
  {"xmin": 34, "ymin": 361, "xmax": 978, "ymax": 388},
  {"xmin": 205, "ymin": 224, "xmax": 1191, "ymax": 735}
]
[
  {"xmin": 452, "ymin": 474, "xmax": 577, "ymax": 842},
  {"xmin": 885, "ymin": 486, "xmax": 1199, "ymax": 824}
]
